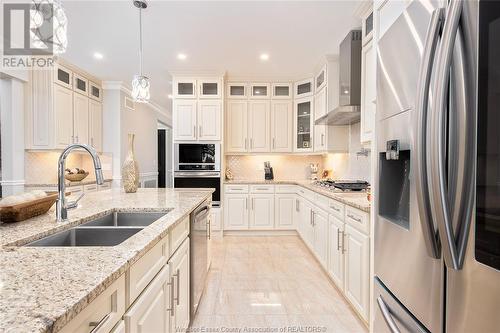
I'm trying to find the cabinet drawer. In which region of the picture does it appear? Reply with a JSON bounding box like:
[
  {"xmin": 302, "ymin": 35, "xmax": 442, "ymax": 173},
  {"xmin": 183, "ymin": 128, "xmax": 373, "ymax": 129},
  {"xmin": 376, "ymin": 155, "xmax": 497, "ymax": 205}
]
[
  {"xmin": 59, "ymin": 275, "xmax": 125, "ymax": 333},
  {"xmin": 296, "ymin": 187, "xmax": 315, "ymax": 202},
  {"xmin": 225, "ymin": 184, "xmax": 249, "ymax": 193},
  {"xmin": 249, "ymin": 184, "xmax": 274, "ymax": 194},
  {"xmin": 329, "ymin": 199, "xmax": 345, "ymax": 221},
  {"xmin": 315, "ymin": 193, "xmax": 330, "ymax": 211},
  {"xmin": 127, "ymin": 236, "xmax": 169, "ymax": 306},
  {"xmin": 170, "ymin": 216, "xmax": 189, "ymax": 254},
  {"xmin": 345, "ymin": 206, "xmax": 369, "ymax": 234},
  {"xmin": 84, "ymin": 183, "xmax": 98, "ymax": 193},
  {"xmin": 275, "ymin": 185, "xmax": 297, "ymax": 194},
  {"xmin": 67, "ymin": 185, "xmax": 84, "ymax": 196},
  {"xmin": 98, "ymin": 182, "xmax": 111, "ymax": 191}
]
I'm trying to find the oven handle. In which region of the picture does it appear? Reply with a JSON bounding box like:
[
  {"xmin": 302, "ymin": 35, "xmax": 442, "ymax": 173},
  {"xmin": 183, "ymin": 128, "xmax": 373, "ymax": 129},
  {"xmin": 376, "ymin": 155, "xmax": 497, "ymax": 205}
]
[{"xmin": 174, "ymin": 172, "xmax": 221, "ymax": 178}]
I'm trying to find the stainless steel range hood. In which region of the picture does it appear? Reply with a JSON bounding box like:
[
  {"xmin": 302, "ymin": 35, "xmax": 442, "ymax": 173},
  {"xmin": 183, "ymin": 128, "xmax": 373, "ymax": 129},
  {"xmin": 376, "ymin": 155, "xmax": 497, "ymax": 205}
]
[{"xmin": 316, "ymin": 30, "xmax": 362, "ymax": 125}]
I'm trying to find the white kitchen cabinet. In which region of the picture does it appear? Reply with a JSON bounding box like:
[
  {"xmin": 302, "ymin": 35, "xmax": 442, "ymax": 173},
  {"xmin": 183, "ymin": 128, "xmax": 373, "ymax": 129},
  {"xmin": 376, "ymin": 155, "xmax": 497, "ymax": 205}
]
[
  {"xmin": 226, "ymin": 101, "xmax": 248, "ymax": 152},
  {"xmin": 248, "ymin": 100, "xmax": 271, "ymax": 152},
  {"xmin": 89, "ymin": 99, "xmax": 102, "ymax": 151},
  {"xmin": 169, "ymin": 239, "xmax": 190, "ymax": 333},
  {"xmin": 210, "ymin": 207, "xmax": 222, "ymax": 231},
  {"xmin": 315, "ymin": 65, "xmax": 327, "ymax": 92},
  {"xmin": 73, "ymin": 73, "xmax": 89, "ymax": 96},
  {"xmin": 294, "ymin": 97, "xmax": 314, "ymax": 152},
  {"xmin": 314, "ymin": 125, "xmax": 327, "ymax": 152},
  {"xmin": 250, "ymin": 83, "xmax": 270, "ymax": 99},
  {"xmin": 174, "ymin": 78, "xmax": 196, "ymax": 98},
  {"xmin": 53, "ymin": 84, "xmax": 74, "ymax": 148},
  {"xmin": 312, "ymin": 208, "xmax": 329, "ymax": 267},
  {"xmin": 271, "ymin": 100, "xmax": 293, "ymax": 152},
  {"xmin": 300, "ymin": 199, "xmax": 314, "ymax": 248},
  {"xmin": 227, "ymin": 82, "xmax": 247, "ymax": 99},
  {"xmin": 173, "ymin": 100, "xmax": 197, "ymax": 141},
  {"xmin": 249, "ymin": 194, "xmax": 274, "ymax": 230},
  {"xmin": 272, "ymin": 83, "xmax": 292, "ymax": 99},
  {"xmin": 275, "ymin": 194, "xmax": 296, "ymax": 230},
  {"xmin": 197, "ymin": 100, "xmax": 221, "ymax": 140},
  {"xmin": 89, "ymin": 81, "xmax": 102, "ymax": 102},
  {"xmin": 314, "ymin": 85, "xmax": 327, "ymax": 120},
  {"xmin": 224, "ymin": 194, "xmax": 249, "ymax": 230},
  {"xmin": 73, "ymin": 93, "xmax": 89, "ymax": 145},
  {"xmin": 124, "ymin": 264, "xmax": 171, "ymax": 333},
  {"xmin": 110, "ymin": 321, "xmax": 125, "ymax": 333},
  {"xmin": 328, "ymin": 215, "xmax": 345, "ymax": 290},
  {"xmin": 54, "ymin": 63, "xmax": 72, "ymax": 89},
  {"xmin": 360, "ymin": 40, "xmax": 376, "ymax": 143},
  {"xmin": 199, "ymin": 79, "xmax": 221, "ymax": 99},
  {"xmin": 294, "ymin": 78, "xmax": 314, "ymax": 98},
  {"xmin": 344, "ymin": 224, "xmax": 370, "ymax": 321}
]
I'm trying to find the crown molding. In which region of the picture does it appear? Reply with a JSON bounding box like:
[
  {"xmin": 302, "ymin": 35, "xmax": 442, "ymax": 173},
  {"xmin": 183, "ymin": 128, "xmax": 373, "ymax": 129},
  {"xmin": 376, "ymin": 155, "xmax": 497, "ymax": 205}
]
[
  {"xmin": 168, "ymin": 70, "xmax": 226, "ymax": 78},
  {"xmin": 353, "ymin": 0, "xmax": 373, "ymax": 18}
]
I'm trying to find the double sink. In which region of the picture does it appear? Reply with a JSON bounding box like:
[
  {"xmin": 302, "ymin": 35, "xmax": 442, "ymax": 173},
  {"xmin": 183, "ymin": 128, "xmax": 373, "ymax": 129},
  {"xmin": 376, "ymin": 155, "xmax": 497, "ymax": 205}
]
[{"xmin": 26, "ymin": 212, "xmax": 168, "ymax": 247}]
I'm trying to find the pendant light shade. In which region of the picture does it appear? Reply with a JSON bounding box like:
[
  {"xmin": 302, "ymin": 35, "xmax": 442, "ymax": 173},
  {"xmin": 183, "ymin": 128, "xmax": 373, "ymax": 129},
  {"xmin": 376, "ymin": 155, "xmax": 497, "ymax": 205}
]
[
  {"xmin": 131, "ymin": 0, "xmax": 150, "ymax": 103},
  {"xmin": 30, "ymin": 0, "xmax": 68, "ymax": 54}
]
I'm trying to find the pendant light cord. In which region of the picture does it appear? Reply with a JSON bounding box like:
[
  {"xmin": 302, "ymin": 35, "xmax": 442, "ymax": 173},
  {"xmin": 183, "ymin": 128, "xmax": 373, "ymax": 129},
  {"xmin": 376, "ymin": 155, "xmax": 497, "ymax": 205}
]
[{"xmin": 139, "ymin": 5, "xmax": 143, "ymax": 76}]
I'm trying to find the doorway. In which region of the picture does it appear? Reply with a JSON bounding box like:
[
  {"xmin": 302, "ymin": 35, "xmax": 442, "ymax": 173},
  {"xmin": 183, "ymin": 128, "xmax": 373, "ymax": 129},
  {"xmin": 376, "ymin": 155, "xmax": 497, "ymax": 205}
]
[{"xmin": 157, "ymin": 123, "xmax": 172, "ymax": 188}]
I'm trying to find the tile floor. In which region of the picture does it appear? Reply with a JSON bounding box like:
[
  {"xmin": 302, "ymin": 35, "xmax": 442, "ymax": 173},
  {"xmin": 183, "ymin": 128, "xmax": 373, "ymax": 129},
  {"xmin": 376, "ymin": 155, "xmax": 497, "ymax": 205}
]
[{"xmin": 191, "ymin": 235, "xmax": 368, "ymax": 332}]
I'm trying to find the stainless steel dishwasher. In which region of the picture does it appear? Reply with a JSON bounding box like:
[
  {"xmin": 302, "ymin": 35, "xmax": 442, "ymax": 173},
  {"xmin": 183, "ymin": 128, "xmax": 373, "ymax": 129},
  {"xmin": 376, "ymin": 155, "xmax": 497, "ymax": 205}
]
[{"xmin": 190, "ymin": 199, "xmax": 211, "ymax": 317}]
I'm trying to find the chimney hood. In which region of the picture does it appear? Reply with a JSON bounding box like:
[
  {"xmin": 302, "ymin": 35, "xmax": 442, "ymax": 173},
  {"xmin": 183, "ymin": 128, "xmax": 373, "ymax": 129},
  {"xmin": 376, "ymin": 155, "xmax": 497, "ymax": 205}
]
[{"xmin": 316, "ymin": 30, "xmax": 362, "ymax": 125}]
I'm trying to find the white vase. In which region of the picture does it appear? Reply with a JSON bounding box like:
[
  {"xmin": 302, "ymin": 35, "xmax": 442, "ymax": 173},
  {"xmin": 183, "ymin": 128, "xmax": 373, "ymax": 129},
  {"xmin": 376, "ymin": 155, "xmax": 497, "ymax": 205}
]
[{"xmin": 122, "ymin": 134, "xmax": 140, "ymax": 193}]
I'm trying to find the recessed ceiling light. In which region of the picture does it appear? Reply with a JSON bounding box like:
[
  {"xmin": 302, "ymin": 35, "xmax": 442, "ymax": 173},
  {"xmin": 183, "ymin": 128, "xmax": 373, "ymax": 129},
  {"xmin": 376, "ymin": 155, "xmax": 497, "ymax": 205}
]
[
  {"xmin": 260, "ymin": 53, "xmax": 269, "ymax": 61},
  {"xmin": 177, "ymin": 53, "xmax": 187, "ymax": 60},
  {"xmin": 93, "ymin": 52, "xmax": 104, "ymax": 60}
]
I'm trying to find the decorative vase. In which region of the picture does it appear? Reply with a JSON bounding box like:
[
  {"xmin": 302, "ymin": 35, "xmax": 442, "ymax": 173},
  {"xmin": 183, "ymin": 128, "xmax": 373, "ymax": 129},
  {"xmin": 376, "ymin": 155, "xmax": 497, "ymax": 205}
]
[{"xmin": 122, "ymin": 134, "xmax": 140, "ymax": 193}]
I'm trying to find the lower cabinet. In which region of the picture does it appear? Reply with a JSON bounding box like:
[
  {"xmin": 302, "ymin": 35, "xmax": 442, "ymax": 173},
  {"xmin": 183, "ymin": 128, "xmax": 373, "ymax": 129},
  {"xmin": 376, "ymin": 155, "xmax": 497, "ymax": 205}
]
[
  {"xmin": 224, "ymin": 194, "xmax": 249, "ymax": 230},
  {"xmin": 344, "ymin": 224, "xmax": 370, "ymax": 321},
  {"xmin": 275, "ymin": 194, "xmax": 296, "ymax": 230},
  {"xmin": 249, "ymin": 194, "xmax": 274, "ymax": 229},
  {"xmin": 300, "ymin": 199, "xmax": 314, "ymax": 248},
  {"xmin": 169, "ymin": 239, "xmax": 190, "ymax": 333},
  {"xmin": 328, "ymin": 215, "xmax": 345, "ymax": 289},
  {"xmin": 312, "ymin": 208, "xmax": 328, "ymax": 267}
]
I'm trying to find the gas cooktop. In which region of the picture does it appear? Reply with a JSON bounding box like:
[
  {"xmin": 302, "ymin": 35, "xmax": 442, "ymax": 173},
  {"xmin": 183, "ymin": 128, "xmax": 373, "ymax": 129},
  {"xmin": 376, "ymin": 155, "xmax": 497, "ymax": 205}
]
[{"xmin": 314, "ymin": 179, "xmax": 370, "ymax": 191}]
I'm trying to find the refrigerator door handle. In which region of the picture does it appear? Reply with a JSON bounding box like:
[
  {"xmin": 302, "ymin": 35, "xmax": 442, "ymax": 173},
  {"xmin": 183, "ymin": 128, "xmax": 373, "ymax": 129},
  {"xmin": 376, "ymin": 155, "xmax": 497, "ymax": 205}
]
[
  {"xmin": 430, "ymin": 0, "xmax": 474, "ymax": 270},
  {"xmin": 376, "ymin": 296, "xmax": 402, "ymax": 333},
  {"xmin": 414, "ymin": 7, "xmax": 444, "ymax": 259}
]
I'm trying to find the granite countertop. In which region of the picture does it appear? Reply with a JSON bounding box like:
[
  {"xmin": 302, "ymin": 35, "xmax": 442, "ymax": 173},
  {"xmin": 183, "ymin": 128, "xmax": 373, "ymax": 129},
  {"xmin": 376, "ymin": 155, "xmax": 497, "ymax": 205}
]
[
  {"xmin": 25, "ymin": 178, "xmax": 113, "ymax": 188},
  {"xmin": 224, "ymin": 179, "xmax": 371, "ymax": 212},
  {"xmin": 0, "ymin": 188, "xmax": 213, "ymax": 333}
]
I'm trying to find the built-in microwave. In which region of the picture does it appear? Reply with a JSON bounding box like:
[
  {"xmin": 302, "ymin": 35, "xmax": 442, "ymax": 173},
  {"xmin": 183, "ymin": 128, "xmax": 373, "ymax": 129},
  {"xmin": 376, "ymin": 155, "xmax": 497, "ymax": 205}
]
[{"xmin": 174, "ymin": 143, "xmax": 220, "ymax": 172}]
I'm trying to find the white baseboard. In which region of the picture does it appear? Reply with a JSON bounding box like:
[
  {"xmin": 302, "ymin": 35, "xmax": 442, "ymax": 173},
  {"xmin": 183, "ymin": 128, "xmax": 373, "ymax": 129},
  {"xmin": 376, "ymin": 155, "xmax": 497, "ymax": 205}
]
[{"xmin": 223, "ymin": 230, "xmax": 298, "ymax": 237}]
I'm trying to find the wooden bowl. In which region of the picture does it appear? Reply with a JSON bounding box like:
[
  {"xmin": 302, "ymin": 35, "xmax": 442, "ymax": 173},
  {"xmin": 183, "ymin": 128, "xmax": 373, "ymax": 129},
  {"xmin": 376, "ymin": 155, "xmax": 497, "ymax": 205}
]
[
  {"xmin": 65, "ymin": 172, "xmax": 89, "ymax": 182},
  {"xmin": 0, "ymin": 192, "xmax": 61, "ymax": 223}
]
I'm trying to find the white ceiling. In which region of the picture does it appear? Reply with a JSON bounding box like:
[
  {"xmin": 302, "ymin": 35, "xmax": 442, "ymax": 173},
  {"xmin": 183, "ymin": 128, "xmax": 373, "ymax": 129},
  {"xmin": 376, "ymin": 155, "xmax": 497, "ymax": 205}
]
[{"xmin": 62, "ymin": 1, "xmax": 361, "ymax": 110}]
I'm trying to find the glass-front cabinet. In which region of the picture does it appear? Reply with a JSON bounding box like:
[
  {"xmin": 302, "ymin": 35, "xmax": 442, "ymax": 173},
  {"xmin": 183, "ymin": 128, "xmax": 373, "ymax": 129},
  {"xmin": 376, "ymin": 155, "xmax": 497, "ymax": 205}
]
[
  {"xmin": 227, "ymin": 82, "xmax": 247, "ymax": 99},
  {"xmin": 250, "ymin": 83, "xmax": 270, "ymax": 99},
  {"xmin": 89, "ymin": 81, "xmax": 102, "ymax": 102},
  {"xmin": 199, "ymin": 79, "xmax": 221, "ymax": 99},
  {"xmin": 272, "ymin": 83, "xmax": 292, "ymax": 99},
  {"xmin": 294, "ymin": 97, "xmax": 314, "ymax": 152},
  {"xmin": 294, "ymin": 78, "xmax": 314, "ymax": 98},
  {"xmin": 174, "ymin": 79, "xmax": 196, "ymax": 98},
  {"xmin": 315, "ymin": 65, "xmax": 327, "ymax": 92},
  {"xmin": 54, "ymin": 63, "xmax": 72, "ymax": 89},
  {"xmin": 73, "ymin": 73, "xmax": 88, "ymax": 96}
]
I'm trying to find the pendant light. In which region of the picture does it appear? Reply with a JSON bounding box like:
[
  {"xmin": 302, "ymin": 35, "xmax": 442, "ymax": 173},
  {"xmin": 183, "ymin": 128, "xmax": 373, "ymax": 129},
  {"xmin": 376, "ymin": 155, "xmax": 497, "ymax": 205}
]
[
  {"xmin": 131, "ymin": 0, "xmax": 150, "ymax": 103},
  {"xmin": 30, "ymin": 0, "xmax": 68, "ymax": 54}
]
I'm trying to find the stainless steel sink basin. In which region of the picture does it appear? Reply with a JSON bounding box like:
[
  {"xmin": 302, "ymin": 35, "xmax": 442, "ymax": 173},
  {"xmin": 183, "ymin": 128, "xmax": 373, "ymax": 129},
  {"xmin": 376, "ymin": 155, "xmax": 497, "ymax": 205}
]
[
  {"xmin": 81, "ymin": 212, "xmax": 168, "ymax": 227},
  {"xmin": 25, "ymin": 227, "xmax": 143, "ymax": 247}
]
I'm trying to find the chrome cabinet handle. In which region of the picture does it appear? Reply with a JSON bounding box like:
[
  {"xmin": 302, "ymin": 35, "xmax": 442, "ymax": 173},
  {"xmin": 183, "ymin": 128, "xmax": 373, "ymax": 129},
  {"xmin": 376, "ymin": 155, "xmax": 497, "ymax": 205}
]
[
  {"xmin": 245, "ymin": 138, "xmax": 248, "ymax": 150},
  {"xmin": 91, "ymin": 137, "xmax": 94, "ymax": 147},
  {"xmin": 250, "ymin": 138, "xmax": 253, "ymax": 149},
  {"xmin": 71, "ymin": 135, "xmax": 75, "ymax": 143},
  {"xmin": 207, "ymin": 220, "xmax": 211, "ymax": 240},
  {"xmin": 174, "ymin": 269, "xmax": 180, "ymax": 305},
  {"xmin": 321, "ymin": 133, "xmax": 324, "ymax": 146},
  {"xmin": 199, "ymin": 125, "xmax": 203, "ymax": 138},
  {"xmin": 89, "ymin": 313, "xmax": 110, "ymax": 333},
  {"xmin": 252, "ymin": 198, "xmax": 254, "ymax": 210},
  {"xmin": 194, "ymin": 125, "xmax": 197, "ymax": 138},
  {"xmin": 167, "ymin": 276, "xmax": 175, "ymax": 317},
  {"xmin": 337, "ymin": 229, "xmax": 341, "ymax": 251},
  {"xmin": 246, "ymin": 198, "xmax": 248, "ymax": 210},
  {"xmin": 347, "ymin": 213, "xmax": 362, "ymax": 223},
  {"xmin": 414, "ymin": 7, "xmax": 443, "ymax": 260},
  {"xmin": 272, "ymin": 138, "xmax": 276, "ymax": 149},
  {"xmin": 330, "ymin": 205, "xmax": 340, "ymax": 212},
  {"xmin": 430, "ymin": 0, "xmax": 473, "ymax": 270},
  {"xmin": 376, "ymin": 296, "xmax": 401, "ymax": 333},
  {"xmin": 341, "ymin": 231, "xmax": 346, "ymax": 254},
  {"xmin": 296, "ymin": 199, "xmax": 299, "ymax": 212},
  {"xmin": 75, "ymin": 135, "xmax": 79, "ymax": 143}
]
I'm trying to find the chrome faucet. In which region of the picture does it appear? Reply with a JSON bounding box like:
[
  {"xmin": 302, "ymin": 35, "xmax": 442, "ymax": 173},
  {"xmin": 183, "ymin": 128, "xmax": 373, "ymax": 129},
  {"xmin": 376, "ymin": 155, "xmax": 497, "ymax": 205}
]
[{"xmin": 56, "ymin": 144, "xmax": 104, "ymax": 222}]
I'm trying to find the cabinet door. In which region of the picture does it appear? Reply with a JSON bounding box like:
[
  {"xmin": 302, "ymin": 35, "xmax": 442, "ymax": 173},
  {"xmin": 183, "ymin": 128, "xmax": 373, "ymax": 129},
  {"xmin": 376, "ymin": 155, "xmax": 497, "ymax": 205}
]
[
  {"xmin": 73, "ymin": 93, "xmax": 89, "ymax": 145},
  {"xmin": 54, "ymin": 63, "xmax": 72, "ymax": 89},
  {"xmin": 169, "ymin": 239, "xmax": 190, "ymax": 333},
  {"xmin": 227, "ymin": 82, "xmax": 247, "ymax": 99},
  {"xmin": 223, "ymin": 194, "xmax": 249, "ymax": 230},
  {"xmin": 89, "ymin": 99, "xmax": 102, "ymax": 151},
  {"xmin": 275, "ymin": 194, "xmax": 296, "ymax": 230},
  {"xmin": 89, "ymin": 81, "xmax": 102, "ymax": 101},
  {"xmin": 294, "ymin": 78, "xmax": 314, "ymax": 98},
  {"xmin": 53, "ymin": 84, "xmax": 74, "ymax": 148},
  {"xmin": 313, "ymin": 209, "xmax": 329, "ymax": 267},
  {"xmin": 173, "ymin": 100, "xmax": 197, "ymax": 141},
  {"xmin": 73, "ymin": 73, "xmax": 89, "ymax": 96},
  {"xmin": 360, "ymin": 40, "xmax": 376, "ymax": 143},
  {"xmin": 314, "ymin": 86, "xmax": 327, "ymax": 120},
  {"xmin": 249, "ymin": 194, "xmax": 274, "ymax": 230},
  {"xmin": 199, "ymin": 79, "xmax": 221, "ymax": 99},
  {"xmin": 272, "ymin": 83, "xmax": 292, "ymax": 99},
  {"xmin": 315, "ymin": 65, "xmax": 327, "ymax": 92},
  {"xmin": 248, "ymin": 101, "xmax": 270, "ymax": 152},
  {"xmin": 226, "ymin": 101, "xmax": 248, "ymax": 152},
  {"xmin": 314, "ymin": 125, "xmax": 327, "ymax": 152},
  {"xmin": 124, "ymin": 264, "xmax": 170, "ymax": 333},
  {"xmin": 344, "ymin": 224, "xmax": 370, "ymax": 321},
  {"xmin": 250, "ymin": 83, "xmax": 270, "ymax": 99},
  {"xmin": 300, "ymin": 200, "xmax": 314, "ymax": 248},
  {"xmin": 328, "ymin": 216, "xmax": 345, "ymax": 290},
  {"xmin": 271, "ymin": 100, "xmax": 293, "ymax": 152},
  {"xmin": 174, "ymin": 79, "xmax": 196, "ymax": 98},
  {"xmin": 197, "ymin": 100, "xmax": 221, "ymax": 141},
  {"xmin": 294, "ymin": 97, "xmax": 314, "ymax": 152}
]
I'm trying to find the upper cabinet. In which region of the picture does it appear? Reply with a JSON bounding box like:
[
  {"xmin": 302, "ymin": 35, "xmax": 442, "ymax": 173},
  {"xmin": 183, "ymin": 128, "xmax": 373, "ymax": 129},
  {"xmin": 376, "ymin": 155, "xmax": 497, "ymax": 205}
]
[
  {"xmin": 54, "ymin": 63, "xmax": 72, "ymax": 89},
  {"xmin": 294, "ymin": 78, "xmax": 314, "ymax": 98},
  {"xmin": 360, "ymin": 39, "xmax": 376, "ymax": 143},
  {"xmin": 272, "ymin": 83, "xmax": 292, "ymax": 99},
  {"xmin": 173, "ymin": 78, "xmax": 197, "ymax": 98},
  {"xmin": 73, "ymin": 73, "xmax": 88, "ymax": 96},
  {"xmin": 250, "ymin": 83, "xmax": 270, "ymax": 99},
  {"xmin": 89, "ymin": 81, "xmax": 102, "ymax": 102},
  {"xmin": 315, "ymin": 65, "xmax": 327, "ymax": 92},
  {"xmin": 294, "ymin": 97, "xmax": 314, "ymax": 153},
  {"xmin": 362, "ymin": 11, "xmax": 374, "ymax": 45},
  {"xmin": 227, "ymin": 82, "xmax": 247, "ymax": 99},
  {"xmin": 199, "ymin": 79, "xmax": 222, "ymax": 99}
]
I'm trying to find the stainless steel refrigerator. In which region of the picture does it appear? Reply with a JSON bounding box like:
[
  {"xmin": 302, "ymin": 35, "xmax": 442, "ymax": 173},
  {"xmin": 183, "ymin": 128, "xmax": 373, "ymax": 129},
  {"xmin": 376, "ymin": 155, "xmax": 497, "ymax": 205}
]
[{"xmin": 375, "ymin": 0, "xmax": 500, "ymax": 332}]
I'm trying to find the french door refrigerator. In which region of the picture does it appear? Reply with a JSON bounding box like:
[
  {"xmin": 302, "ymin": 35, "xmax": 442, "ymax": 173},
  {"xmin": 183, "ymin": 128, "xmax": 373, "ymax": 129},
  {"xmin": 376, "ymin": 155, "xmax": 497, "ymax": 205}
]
[{"xmin": 375, "ymin": 1, "xmax": 500, "ymax": 332}]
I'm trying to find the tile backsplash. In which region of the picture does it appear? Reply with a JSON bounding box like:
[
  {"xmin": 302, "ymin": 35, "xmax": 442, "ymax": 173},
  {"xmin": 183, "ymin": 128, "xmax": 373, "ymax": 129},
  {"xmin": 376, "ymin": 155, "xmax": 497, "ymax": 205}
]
[
  {"xmin": 225, "ymin": 155, "xmax": 323, "ymax": 181},
  {"xmin": 25, "ymin": 152, "xmax": 113, "ymax": 184}
]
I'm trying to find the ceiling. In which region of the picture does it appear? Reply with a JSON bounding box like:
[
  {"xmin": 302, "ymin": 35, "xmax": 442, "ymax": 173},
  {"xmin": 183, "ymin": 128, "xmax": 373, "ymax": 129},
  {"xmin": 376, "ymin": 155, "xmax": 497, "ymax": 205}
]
[{"xmin": 61, "ymin": 1, "xmax": 361, "ymax": 110}]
